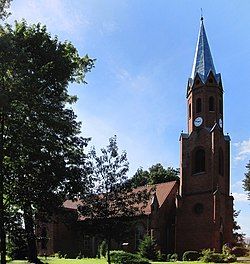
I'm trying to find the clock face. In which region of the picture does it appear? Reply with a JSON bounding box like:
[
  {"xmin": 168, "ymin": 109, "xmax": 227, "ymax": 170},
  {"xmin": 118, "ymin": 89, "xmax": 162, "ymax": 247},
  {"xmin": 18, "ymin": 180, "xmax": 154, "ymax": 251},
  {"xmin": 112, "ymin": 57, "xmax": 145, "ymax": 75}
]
[
  {"xmin": 194, "ymin": 117, "xmax": 203, "ymax": 127},
  {"xmin": 219, "ymin": 118, "xmax": 223, "ymax": 128}
]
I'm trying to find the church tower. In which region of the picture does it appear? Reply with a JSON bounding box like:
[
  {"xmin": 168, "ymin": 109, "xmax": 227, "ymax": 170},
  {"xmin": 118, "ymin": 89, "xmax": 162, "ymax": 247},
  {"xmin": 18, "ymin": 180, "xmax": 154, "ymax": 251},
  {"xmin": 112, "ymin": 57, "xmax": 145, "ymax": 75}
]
[{"xmin": 175, "ymin": 18, "xmax": 233, "ymax": 254}]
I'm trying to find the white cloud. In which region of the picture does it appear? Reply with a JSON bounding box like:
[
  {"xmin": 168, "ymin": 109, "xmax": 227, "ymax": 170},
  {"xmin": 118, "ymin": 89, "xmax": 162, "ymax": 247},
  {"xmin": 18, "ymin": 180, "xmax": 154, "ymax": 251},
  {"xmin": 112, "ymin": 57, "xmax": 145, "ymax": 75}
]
[
  {"xmin": 233, "ymin": 192, "xmax": 249, "ymax": 202},
  {"xmin": 234, "ymin": 139, "xmax": 250, "ymax": 161},
  {"xmin": 9, "ymin": 0, "xmax": 90, "ymax": 36},
  {"xmin": 115, "ymin": 67, "xmax": 151, "ymax": 93}
]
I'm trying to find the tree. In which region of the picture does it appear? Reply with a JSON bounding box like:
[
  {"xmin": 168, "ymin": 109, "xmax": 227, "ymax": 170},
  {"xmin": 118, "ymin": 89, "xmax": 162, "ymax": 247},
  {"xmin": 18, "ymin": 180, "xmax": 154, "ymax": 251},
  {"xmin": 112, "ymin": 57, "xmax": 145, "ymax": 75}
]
[
  {"xmin": 138, "ymin": 235, "xmax": 157, "ymax": 260},
  {"xmin": 79, "ymin": 136, "xmax": 151, "ymax": 264},
  {"xmin": 128, "ymin": 163, "xmax": 179, "ymax": 188},
  {"xmin": 233, "ymin": 210, "xmax": 245, "ymax": 245},
  {"xmin": 0, "ymin": 0, "xmax": 12, "ymax": 20},
  {"xmin": 0, "ymin": 21, "xmax": 94, "ymax": 263},
  {"xmin": 243, "ymin": 161, "xmax": 250, "ymax": 200}
]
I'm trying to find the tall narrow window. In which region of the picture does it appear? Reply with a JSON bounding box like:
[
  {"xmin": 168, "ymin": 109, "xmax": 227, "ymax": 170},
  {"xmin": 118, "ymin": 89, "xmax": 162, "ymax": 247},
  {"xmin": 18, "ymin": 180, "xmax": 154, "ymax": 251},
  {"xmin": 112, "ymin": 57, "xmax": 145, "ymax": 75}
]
[
  {"xmin": 41, "ymin": 226, "xmax": 47, "ymax": 250},
  {"xmin": 209, "ymin": 96, "xmax": 215, "ymax": 111},
  {"xmin": 196, "ymin": 98, "xmax": 202, "ymax": 113},
  {"xmin": 189, "ymin": 103, "xmax": 191, "ymax": 119},
  {"xmin": 135, "ymin": 223, "xmax": 146, "ymax": 250},
  {"xmin": 219, "ymin": 148, "xmax": 224, "ymax": 176},
  {"xmin": 219, "ymin": 99, "xmax": 223, "ymax": 114},
  {"xmin": 193, "ymin": 148, "xmax": 205, "ymax": 174}
]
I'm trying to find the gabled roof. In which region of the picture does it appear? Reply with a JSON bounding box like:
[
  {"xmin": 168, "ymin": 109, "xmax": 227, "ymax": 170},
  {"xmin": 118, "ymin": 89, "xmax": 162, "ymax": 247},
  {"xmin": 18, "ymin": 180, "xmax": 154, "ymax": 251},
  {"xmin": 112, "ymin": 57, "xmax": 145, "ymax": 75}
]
[
  {"xmin": 190, "ymin": 18, "xmax": 219, "ymax": 83},
  {"xmin": 133, "ymin": 181, "xmax": 178, "ymax": 214},
  {"xmin": 63, "ymin": 181, "xmax": 178, "ymax": 218}
]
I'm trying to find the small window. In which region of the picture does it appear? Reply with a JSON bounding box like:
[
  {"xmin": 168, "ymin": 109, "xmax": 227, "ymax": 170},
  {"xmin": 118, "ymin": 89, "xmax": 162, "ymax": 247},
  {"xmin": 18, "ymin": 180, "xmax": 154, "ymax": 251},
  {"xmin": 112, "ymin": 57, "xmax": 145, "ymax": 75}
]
[
  {"xmin": 196, "ymin": 98, "xmax": 202, "ymax": 113},
  {"xmin": 189, "ymin": 103, "xmax": 191, "ymax": 119},
  {"xmin": 193, "ymin": 148, "xmax": 205, "ymax": 174},
  {"xmin": 209, "ymin": 96, "xmax": 215, "ymax": 111}
]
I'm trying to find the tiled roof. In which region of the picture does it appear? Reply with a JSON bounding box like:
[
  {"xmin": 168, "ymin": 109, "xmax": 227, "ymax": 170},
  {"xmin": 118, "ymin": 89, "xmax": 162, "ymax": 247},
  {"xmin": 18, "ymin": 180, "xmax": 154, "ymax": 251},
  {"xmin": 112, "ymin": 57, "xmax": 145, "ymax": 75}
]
[{"xmin": 63, "ymin": 181, "xmax": 178, "ymax": 218}]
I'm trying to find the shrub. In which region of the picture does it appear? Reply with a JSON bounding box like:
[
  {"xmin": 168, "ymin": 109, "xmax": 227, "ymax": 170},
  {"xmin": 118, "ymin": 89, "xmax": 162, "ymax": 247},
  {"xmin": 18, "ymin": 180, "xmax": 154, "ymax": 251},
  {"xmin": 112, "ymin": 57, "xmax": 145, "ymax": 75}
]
[
  {"xmin": 225, "ymin": 254, "xmax": 237, "ymax": 263},
  {"xmin": 138, "ymin": 235, "xmax": 157, "ymax": 260},
  {"xmin": 156, "ymin": 250, "xmax": 167, "ymax": 261},
  {"xmin": 76, "ymin": 252, "xmax": 83, "ymax": 259},
  {"xmin": 167, "ymin": 253, "xmax": 172, "ymax": 261},
  {"xmin": 55, "ymin": 251, "xmax": 63, "ymax": 258},
  {"xmin": 170, "ymin": 253, "xmax": 178, "ymax": 262},
  {"xmin": 100, "ymin": 240, "xmax": 108, "ymax": 257},
  {"xmin": 110, "ymin": 250, "xmax": 150, "ymax": 264},
  {"xmin": 182, "ymin": 251, "xmax": 200, "ymax": 261},
  {"xmin": 200, "ymin": 248, "xmax": 237, "ymax": 263},
  {"xmin": 231, "ymin": 246, "xmax": 248, "ymax": 257}
]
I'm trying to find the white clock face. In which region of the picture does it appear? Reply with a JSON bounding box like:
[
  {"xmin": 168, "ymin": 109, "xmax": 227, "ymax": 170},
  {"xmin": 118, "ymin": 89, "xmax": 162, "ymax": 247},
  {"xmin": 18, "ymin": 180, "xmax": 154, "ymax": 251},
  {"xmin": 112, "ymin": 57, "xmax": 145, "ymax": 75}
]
[
  {"xmin": 194, "ymin": 117, "xmax": 203, "ymax": 127},
  {"xmin": 219, "ymin": 118, "xmax": 223, "ymax": 128}
]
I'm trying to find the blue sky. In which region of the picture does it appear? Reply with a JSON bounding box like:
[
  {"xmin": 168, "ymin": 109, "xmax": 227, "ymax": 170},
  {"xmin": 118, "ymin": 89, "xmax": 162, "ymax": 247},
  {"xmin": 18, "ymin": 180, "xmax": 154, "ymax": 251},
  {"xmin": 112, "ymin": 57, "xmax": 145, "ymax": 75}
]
[{"xmin": 7, "ymin": 0, "xmax": 250, "ymax": 237}]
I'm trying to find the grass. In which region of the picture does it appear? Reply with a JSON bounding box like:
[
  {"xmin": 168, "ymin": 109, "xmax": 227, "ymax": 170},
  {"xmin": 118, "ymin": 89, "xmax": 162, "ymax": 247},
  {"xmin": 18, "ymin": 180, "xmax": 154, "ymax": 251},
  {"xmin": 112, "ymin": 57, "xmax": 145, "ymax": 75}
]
[
  {"xmin": 8, "ymin": 260, "xmax": 193, "ymax": 264},
  {"xmin": 8, "ymin": 257, "xmax": 250, "ymax": 264},
  {"xmin": 9, "ymin": 258, "xmax": 107, "ymax": 264}
]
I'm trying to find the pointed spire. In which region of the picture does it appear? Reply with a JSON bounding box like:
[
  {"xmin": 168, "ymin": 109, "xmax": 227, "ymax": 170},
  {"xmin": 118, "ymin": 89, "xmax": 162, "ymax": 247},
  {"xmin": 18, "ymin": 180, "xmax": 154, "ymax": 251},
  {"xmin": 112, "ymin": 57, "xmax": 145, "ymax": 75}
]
[{"xmin": 191, "ymin": 17, "xmax": 217, "ymax": 82}]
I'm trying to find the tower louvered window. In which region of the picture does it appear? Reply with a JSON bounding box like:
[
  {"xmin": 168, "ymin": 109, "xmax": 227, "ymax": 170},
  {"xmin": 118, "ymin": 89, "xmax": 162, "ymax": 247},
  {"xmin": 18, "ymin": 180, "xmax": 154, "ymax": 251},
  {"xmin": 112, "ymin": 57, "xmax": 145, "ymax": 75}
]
[
  {"xmin": 196, "ymin": 98, "xmax": 202, "ymax": 113},
  {"xmin": 209, "ymin": 96, "xmax": 215, "ymax": 111}
]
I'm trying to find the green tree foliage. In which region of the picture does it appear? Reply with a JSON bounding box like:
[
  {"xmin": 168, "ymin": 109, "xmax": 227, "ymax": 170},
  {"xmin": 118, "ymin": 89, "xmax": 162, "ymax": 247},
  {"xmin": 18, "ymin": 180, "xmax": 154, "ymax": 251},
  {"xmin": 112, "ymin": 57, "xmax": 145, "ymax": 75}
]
[
  {"xmin": 100, "ymin": 240, "xmax": 107, "ymax": 258},
  {"xmin": 243, "ymin": 161, "xmax": 250, "ymax": 200},
  {"xmin": 232, "ymin": 210, "xmax": 245, "ymax": 245},
  {"xmin": 0, "ymin": 21, "xmax": 94, "ymax": 263},
  {"xmin": 138, "ymin": 235, "xmax": 158, "ymax": 260},
  {"xmin": 6, "ymin": 211, "xmax": 27, "ymax": 260},
  {"xmin": 128, "ymin": 163, "xmax": 179, "ymax": 188},
  {"xmin": 0, "ymin": 0, "xmax": 12, "ymax": 20},
  {"xmin": 79, "ymin": 136, "xmax": 151, "ymax": 264}
]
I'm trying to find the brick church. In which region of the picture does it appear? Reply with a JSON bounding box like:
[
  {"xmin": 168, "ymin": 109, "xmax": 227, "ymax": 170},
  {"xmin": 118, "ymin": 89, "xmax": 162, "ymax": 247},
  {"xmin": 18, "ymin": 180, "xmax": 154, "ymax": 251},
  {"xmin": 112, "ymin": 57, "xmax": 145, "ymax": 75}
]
[{"xmin": 37, "ymin": 18, "xmax": 234, "ymax": 257}]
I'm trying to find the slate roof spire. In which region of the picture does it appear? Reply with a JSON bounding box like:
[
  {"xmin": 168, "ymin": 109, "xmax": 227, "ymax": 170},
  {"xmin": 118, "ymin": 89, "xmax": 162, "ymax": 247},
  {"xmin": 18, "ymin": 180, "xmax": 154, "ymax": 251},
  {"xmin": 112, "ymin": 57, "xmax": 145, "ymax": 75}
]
[{"xmin": 191, "ymin": 17, "xmax": 218, "ymax": 82}]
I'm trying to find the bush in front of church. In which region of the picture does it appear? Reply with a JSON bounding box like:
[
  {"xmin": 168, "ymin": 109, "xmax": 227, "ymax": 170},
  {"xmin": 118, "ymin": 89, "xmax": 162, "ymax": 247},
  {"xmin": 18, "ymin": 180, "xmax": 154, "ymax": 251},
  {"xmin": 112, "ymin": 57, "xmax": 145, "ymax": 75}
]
[
  {"xmin": 182, "ymin": 251, "xmax": 200, "ymax": 261},
  {"xmin": 200, "ymin": 248, "xmax": 237, "ymax": 263},
  {"xmin": 109, "ymin": 250, "xmax": 150, "ymax": 264},
  {"xmin": 231, "ymin": 246, "xmax": 248, "ymax": 257}
]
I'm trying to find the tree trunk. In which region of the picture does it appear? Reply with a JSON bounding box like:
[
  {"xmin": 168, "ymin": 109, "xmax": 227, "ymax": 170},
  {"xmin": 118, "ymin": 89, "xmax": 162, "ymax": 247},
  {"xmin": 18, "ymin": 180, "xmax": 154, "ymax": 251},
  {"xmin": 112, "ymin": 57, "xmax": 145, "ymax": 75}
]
[
  {"xmin": 0, "ymin": 197, "xmax": 6, "ymax": 264},
  {"xmin": 23, "ymin": 202, "xmax": 39, "ymax": 263},
  {"xmin": 107, "ymin": 236, "xmax": 111, "ymax": 264},
  {"xmin": 0, "ymin": 109, "xmax": 6, "ymax": 264}
]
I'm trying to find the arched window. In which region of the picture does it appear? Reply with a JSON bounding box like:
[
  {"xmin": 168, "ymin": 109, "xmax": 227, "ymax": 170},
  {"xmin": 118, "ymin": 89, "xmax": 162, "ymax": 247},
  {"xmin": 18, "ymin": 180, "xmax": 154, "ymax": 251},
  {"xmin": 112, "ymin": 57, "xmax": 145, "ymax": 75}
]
[
  {"xmin": 209, "ymin": 96, "xmax": 215, "ymax": 111},
  {"xmin": 193, "ymin": 148, "xmax": 205, "ymax": 174},
  {"xmin": 196, "ymin": 98, "xmax": 202, "ymax": 113},
  {"xmin": 219, "ymin": 148, "xmax": 224, "ymax": 176}
]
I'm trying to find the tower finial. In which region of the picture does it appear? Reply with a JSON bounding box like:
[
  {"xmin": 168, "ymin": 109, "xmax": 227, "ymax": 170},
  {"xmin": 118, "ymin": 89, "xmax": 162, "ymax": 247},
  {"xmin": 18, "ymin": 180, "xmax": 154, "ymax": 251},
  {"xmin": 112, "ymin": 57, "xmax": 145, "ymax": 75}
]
[{"xmin": 201, "ymin": 8, "xmax": 203, "ymax": 21}]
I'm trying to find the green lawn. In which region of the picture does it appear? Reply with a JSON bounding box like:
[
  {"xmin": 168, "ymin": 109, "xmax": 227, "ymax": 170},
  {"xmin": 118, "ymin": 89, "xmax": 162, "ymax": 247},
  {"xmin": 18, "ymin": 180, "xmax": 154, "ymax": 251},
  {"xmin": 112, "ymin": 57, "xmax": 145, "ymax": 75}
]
[
  {"xmin": 8, "ymin": 258, "xmax": 250, "ymax": 264},
  {"xmin": 9, "ymin": 258, "xmax": 107, "ymax": 264},
  {"xmin": 8, "ymin": 260, "xmax": 197, "ymax": 264}
]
